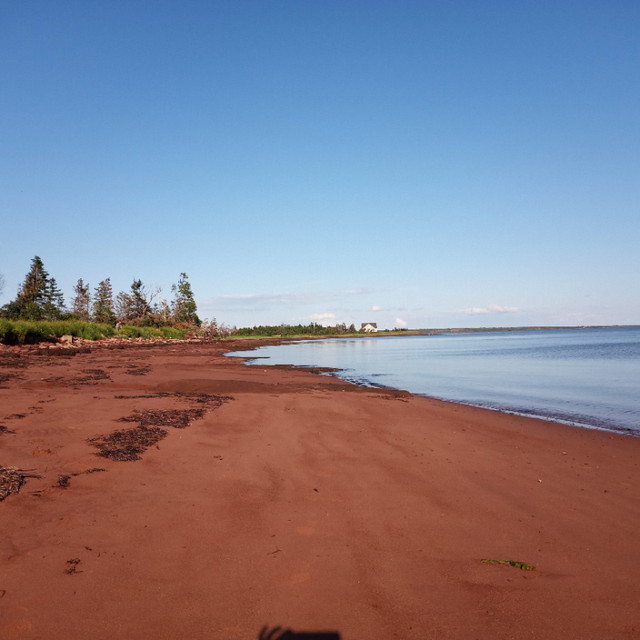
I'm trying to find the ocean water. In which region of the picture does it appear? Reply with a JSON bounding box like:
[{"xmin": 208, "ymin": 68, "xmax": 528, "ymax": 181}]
[{"xmin": 229, "ymin": 327, "xmax": 640, "ymax": 435}]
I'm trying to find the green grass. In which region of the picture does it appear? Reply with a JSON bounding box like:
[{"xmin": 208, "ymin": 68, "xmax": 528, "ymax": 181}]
[{"xmin": 0, "ymin": 319, "xmax": 188, "ymax": 345}]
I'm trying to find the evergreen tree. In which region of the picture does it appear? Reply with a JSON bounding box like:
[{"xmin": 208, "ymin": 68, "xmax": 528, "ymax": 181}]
[
  {"xmin": 114, "ymin": 290, "xmax": 133, "ymax": 323},
  {"xmin": 7, "ymin": 256, "xmax": 64, "ymax": 320},
  {"xmin": 171, "ymin": 272, "xmax": 200, "ymax": 326},
  {"xmin": 130, "ymin": 279, "xmax": 150, "ymax": 320},
  {"xmin": 115, "ymin": 279, "xmax": 155, "ymax": 324},
  {"xmin": 16, "ymin": 256, "xmax": 49, "ymax": 308},
  {"xmin": 93, "ymin": 278, "xmax": 116, "ymax": 324},
  {"xmin": 42, "ymin": 277, "xmax": 65, "ymax": 319},
  {"xmin": 72, "ymin": 279, "xmax": 91, "ymax": 321}
]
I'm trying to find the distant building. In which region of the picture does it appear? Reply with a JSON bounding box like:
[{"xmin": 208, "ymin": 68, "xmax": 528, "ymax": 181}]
[{"xmin": 360, "ymin": 323, "xmax": 377, "ymax": 333}]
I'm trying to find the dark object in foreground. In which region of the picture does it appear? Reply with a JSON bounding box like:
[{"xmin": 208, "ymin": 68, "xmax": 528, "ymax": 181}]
[
  {"xmin": 0, "ymin": 466, "xmax": 25, "ymax": 501},
  {"xmin": 118, "ymin": 408, "xmax": 205, "ymax": 429},
  {"xmin": 0, "ymin": 466, "xmax": 42, "ymax": 501},
  {"xmin": 88, "ymin": 426, "xmax": 168, "ymax": 461},
  {"xmin": 65, "ymin": 558, "xmax": 81, "ymax": 574},
  {"xmin": 89, "ymin": 394, "xmax": 231, "ymax": 461},
  {"xmin": 481, "ymin": 558, "xmax": 536, "ymax": 571},
  {"xmin": 258, "ymin": 627, "xmax": 341, "ymax": 640}
]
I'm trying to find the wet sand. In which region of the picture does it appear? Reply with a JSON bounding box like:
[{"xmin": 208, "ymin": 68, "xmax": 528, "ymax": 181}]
[{"xmin": 1, "ymin": 339, "xmax": 639, "ymax": 639}]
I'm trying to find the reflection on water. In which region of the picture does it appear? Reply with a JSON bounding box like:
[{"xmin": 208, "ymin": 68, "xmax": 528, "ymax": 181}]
[{"xmin": 229, "ymin": 327, "xmax": 640, "ymax": 435}]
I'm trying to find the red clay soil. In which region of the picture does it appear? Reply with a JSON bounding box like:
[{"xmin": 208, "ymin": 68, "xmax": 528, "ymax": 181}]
[{"xmin": 0, "ymin": 339, "xmax": 638, "ymax": 640}]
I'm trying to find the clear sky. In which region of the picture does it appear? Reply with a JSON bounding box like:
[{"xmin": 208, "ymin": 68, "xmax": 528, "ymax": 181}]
[{"xmin": 1, "ymin": 0, "xmax": 638, "ymax": 329}]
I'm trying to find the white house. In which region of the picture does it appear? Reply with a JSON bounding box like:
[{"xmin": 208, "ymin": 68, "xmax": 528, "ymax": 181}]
[{"xmin": 360, "ymin": 323, "xmax": 377, "ymax": 333}]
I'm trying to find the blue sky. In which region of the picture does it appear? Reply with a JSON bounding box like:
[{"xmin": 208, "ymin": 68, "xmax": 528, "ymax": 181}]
[{"xmin": 1, "ymin": 0, "xmax": 638, "ymax": 329}]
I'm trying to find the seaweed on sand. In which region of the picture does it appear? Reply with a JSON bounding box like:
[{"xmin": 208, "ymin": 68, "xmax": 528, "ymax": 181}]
[
  {"xmin": 0, "ymin": 466, "xmax": 42, "ymax": 501},
  {"xmin": 88, "ymin": 425, "xmax": 168, "ymax": 461},
  {"xmin": 118, "ymin": 408, "xmax": 206, "ymax": 429},
  {"xmin": 90, "ymin": 394, "xmax": 231, "ymax": 462},
  {"xmin": 481, "ymin": 558, "xmax": 536, "ymax": 571},
  {"xmin": 0, "ymin": 466, "xmax": 25, "ymax": 501},
  {"xmin": 44, "ymin": 369, "xmax": 110, "ymax": 386},
  {"xmin": 124, "ymin": 365, "xmax": 151, "ymax": 375}
]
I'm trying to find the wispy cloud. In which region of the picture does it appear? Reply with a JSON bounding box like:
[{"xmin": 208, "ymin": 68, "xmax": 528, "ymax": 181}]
[
  {"xmin": 372, "ymin": 305, "xmax": 382, "ymax": 311},
  {"xmin": 207, "ymin": 291, "xmax": 317, "ymax": 312},
  {"xmin": 210, "ymin": 288, "xmax": 373, "ymax": 309},
  {"xmin": 395, "ymin": 318, "xmax": 407, "ymax": 327},
  {"xmin": 464, "ymin": 304, "xmax": 520, "ymax": 315},
  {"xmin": 343, "ymin": 288, "xmax": 372, "ymax": 296},
  {"xmin": 310, "ymin": 312, "xmax": 336, "ymax": 321}
]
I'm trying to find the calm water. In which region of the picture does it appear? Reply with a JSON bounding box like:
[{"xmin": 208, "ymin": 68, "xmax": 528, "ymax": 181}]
[{"xmin": 229, "ymin": 327, "xmax": 640, "ymax": 435}]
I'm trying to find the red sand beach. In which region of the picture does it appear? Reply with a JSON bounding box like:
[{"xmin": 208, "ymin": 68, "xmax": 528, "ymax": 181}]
[{"xmin": 1, "ymin": 339, "xmax": 639, "ymax": 639}]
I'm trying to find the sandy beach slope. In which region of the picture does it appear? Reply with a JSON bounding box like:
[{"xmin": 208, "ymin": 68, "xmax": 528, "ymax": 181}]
[{"xmin": 1, "ymin": 339, "xmax": 638, "ymax": 639}]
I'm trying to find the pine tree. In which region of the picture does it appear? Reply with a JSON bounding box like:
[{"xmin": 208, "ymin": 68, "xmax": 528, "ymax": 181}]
[
  {"xmin": 115, "ymin": 280, "xmax": 156, "ymax": 324},
  {"xmin": 171, "ymin": 273, "xmax": 200, "ymax": 326},
  {"xmin": 9, "ymin": 256, "xmax": 64, "ymax": 320},
  {"xmin": 129, "ymin": 279, "xmax": 150, "ymax": 320},
  {"xmin": 114, "ymin": 290, "xmax": 133, "ymax": 323},
  {"xmin": 42, "ymin": 277, "xmax": 65, "ymax": 319},
  {"xmin": 93, "ymin": 278, "xmax": 116, "ymax": 324},
  {"xmin": 16, "ymin": 256, "xmax": 49, "ymax": 308},
  {"xmin": 72, "ymin": 279, "xmax": 91, "ymax": 321}
]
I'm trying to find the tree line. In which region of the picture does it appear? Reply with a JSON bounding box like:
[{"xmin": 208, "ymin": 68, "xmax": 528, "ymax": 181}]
[
  {"xmin": 235, "ymin": 322, "xmax": 358, "ymax": 337},
  {"xmin": 0, "ymin": 256, "xmax": 200, "ymax": 327}
]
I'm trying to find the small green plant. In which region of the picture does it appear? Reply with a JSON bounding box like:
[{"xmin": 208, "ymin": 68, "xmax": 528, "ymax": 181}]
[
  {"xmin": 481, "ymin": 558, "xmax": 536, "ymax": 571},
  {"xmin": 161, "ymin": 326, "xmax": 187, "ymax": 339}
]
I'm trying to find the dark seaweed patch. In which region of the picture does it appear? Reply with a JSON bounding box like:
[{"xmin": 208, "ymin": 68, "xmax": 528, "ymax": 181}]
[
  {"xmin": 65, "ymin": 558, "xmax": 82, "ymax": 574},
  {"xmin": 0, "ymin": 355, "xmax": 28, "ymax": 368},
  {"xmin": 0, "ymin": 372, "xmax": 15, "ymax": 386},
  {"xmin": 0, "ymin": 466, "xmax": 25, "ymax": 501},
  {"xmin": 125, "ymin": 366, "xmax": 151, "ymax": 376},
  {"xmin": 88, "ymin": 426, "xmax": 168, "ymax": 461},
  {"xmin": 175, "ymin": 392, "xmax": 233, "ymax": 408},
  {"xmin": 118, "ymin": 408, "xmax": 206, "ymax": 429},
  {"xmin": 44, "ymin": 369, "xmax": 111, "ymax": 386},
  {"xmin": 89, "ymin": 394, "xmax": 231, "ymax": 462},
  {"xmin": 0, "ymin": 467, "xmax": 42, "ymax": 501},
  {"xmin": 114, "ymin": 393, "xmax": 170, "ymax": 400}
]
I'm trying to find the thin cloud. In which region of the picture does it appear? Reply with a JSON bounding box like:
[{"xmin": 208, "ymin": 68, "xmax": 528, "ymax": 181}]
[
  {"xmin": 213, "ymin": 287, "xmax": 373, "ymax": 307},
  {"xmin": 395, "ymin": 318, "xmax": 407, "ymax": 327},
  {"xmin": 206, "ymin": 291, "xmax": 318, "ymax": 311},
  {"xmin": 464, "ymin": 304, "xmax": 520, "ymax": 315},
  {"xmin": 220, "ymin": 291, "xmax": 312, "ymax": 303},
  {"xmin": 310, "ymin": 312, "xmax": 336, "ymax": 321},
  {"xmin": 343, "ymin": 288, "xmax": 372, "ymax": 295}
]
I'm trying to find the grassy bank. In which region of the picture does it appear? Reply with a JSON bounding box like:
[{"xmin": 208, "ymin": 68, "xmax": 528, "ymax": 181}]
[{"xmin": 0, "ymin": 319, "xmax": 188, "ymax": 345}]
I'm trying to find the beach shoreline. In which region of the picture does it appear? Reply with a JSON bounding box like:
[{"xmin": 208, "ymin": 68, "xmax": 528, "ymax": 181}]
[{"xmin": 1, "ymin": 339, "xmax": 638, "ymax": 639}]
